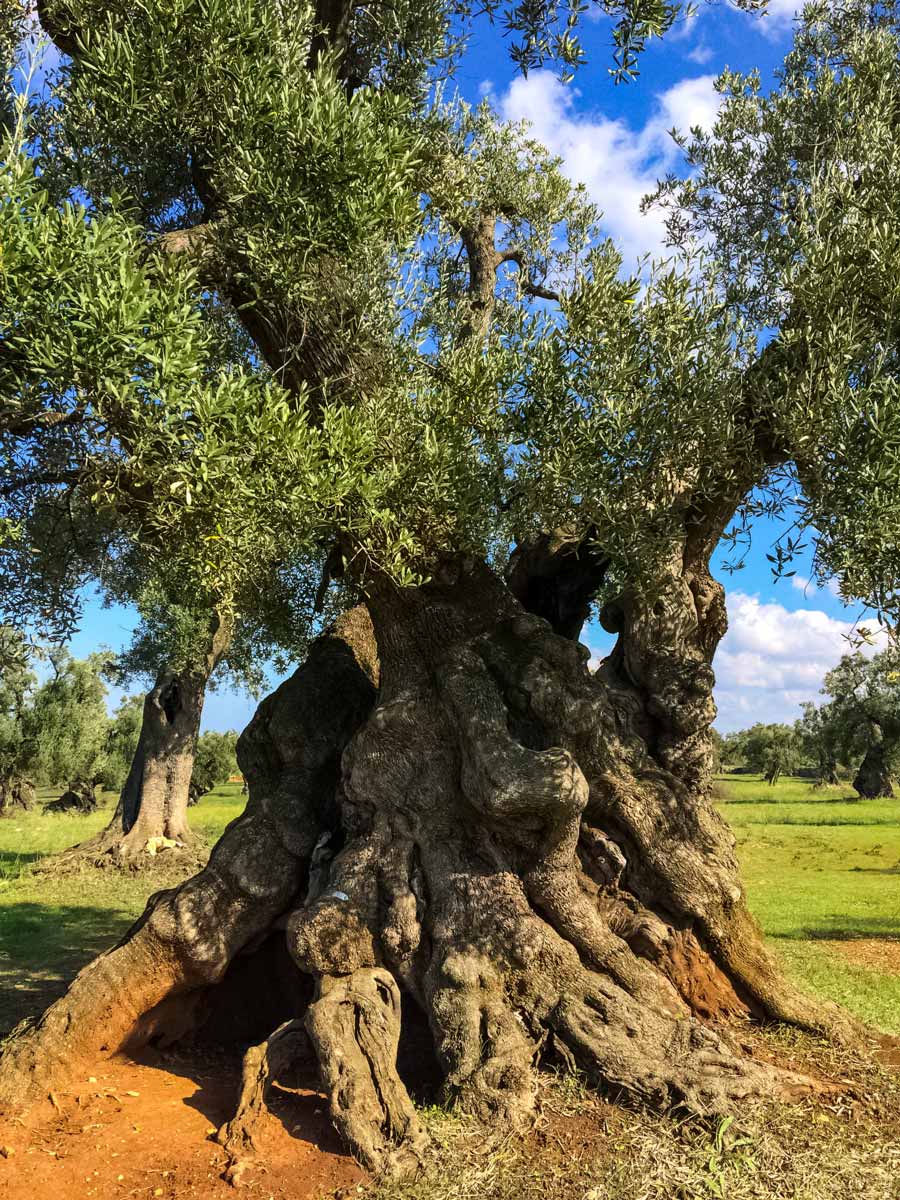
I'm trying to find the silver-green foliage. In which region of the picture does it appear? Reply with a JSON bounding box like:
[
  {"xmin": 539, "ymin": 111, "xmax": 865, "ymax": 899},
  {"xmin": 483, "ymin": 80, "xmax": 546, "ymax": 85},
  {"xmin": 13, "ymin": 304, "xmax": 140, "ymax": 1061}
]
[{"xmin": 3, "ymin": 0, "xmax": 900, "ymax": 633}]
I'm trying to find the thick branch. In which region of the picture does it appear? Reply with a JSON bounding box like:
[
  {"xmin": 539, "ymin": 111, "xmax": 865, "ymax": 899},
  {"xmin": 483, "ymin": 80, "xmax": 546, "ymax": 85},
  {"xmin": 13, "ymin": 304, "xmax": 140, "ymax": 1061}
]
[
  {"xmin": 35, "ymin": 0, "xmax": 79, "ymax": 57},
  {"xmin": 499, "ymin": 248, "xmax": 560, "ymax": 302},
  {"xmin": 308, "ymin": 0, "xmax": 355, "ymax": 73},
  {"xmin": 0, "ymin": 467, "xmax": 83, "ymax": 498}
]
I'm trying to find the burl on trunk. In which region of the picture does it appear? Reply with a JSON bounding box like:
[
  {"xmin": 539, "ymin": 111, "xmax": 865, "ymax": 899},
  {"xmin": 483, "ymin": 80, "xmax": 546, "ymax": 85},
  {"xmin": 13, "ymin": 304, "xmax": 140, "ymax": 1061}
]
[{"xmin": 0, "ymin": 560, "xmax": 854, "ymax": 1175}]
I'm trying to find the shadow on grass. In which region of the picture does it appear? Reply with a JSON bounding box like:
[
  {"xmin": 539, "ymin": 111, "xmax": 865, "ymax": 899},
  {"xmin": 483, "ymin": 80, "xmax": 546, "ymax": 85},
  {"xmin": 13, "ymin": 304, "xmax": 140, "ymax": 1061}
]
[
  {"xmin": 739, "ymin": 816, "xmax": 899, "ymax": 827},
  {"xmin": 0, "ymin": 901, "xmax": 133, "ymax": 1036},
  {"xmin": 0, "ymin": 850, "xmax": 44, "ymax": 879},
  {"xmin": 783, "ymin": 917, "xmax": 900, "ymax": 941},
  {"xmin": 720, "ymin": 795, "xmax": 860, "ymax": 806}
]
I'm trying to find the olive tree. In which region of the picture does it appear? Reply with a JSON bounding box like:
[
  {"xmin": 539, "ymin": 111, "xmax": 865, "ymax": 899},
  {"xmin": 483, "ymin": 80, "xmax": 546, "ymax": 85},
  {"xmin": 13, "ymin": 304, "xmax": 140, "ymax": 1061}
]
[
  {"xmin": 797, "ymin": 700, "xmax": 843, "ymax": 786},
  {"xmin": 0, "ymin": 626, "xmax": 37, "ymax": 814},
  {"xmin": 3, "ymin": 0, "xmax": 900, "ymax": 1181},
  {"xmin": 27, "ymin": 649, "xmax": 110, "ymax": 807},
  {"xmin": 821, "ymin": 650, "xmax": 900, "ymax": 798},
  {"xmin": 742, "ymin": 723, "xmax": 803, "ymax": 785},
  {"xmin": 189, "ymin": 730, "xmax": 239, "ymax": 804},
  {"xmin": 96, "ymin": 694, "xmax": 143, "ymax": 793}
]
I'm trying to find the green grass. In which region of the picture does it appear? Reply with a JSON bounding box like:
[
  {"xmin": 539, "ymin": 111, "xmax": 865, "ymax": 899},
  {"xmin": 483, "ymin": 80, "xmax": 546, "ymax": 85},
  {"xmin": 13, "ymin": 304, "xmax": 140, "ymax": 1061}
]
[
  {"xmin": 716, "ymin": 773, "xmax": 900, "ymax": 1033},
  {"xmin": 0, "ymin": 776, "xmax": 897, "ymax": 1040},
  {"xmin": 0, "ymin": 782, "xmax": 247, "ymax": 1035}
]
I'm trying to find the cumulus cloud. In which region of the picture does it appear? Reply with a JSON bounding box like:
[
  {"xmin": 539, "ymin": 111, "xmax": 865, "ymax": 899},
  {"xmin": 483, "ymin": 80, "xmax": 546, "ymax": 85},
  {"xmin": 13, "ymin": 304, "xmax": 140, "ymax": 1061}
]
[
  {"xmin": 714, "ymin": 592, "xmax": 884, "ymax": 730},
  {"xmin": 584, "ymin": 589, "xmax": 882, "ymax": 731},
  {"xmin": 757, "ymin": 0, "xmax": 804, "ymax": 34},
  {"xmin": 790, "ymin": 573, "xmax": 843, "ymax": 599},
  {"xmin": 495, "ymin": 70, "xmax": 721, "ymax": 269}
]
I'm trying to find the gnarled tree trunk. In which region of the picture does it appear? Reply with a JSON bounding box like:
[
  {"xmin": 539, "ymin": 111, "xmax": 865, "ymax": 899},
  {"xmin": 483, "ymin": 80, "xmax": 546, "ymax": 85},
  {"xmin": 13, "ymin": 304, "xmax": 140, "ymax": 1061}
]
[
  {"xmin": 71, "ymin": 613, "xmax": 232, "ymax": 864},
  {"xmin": 43, "ymin": 780, "xmax": 97, "ymax": 814},
  {"xmin": 853, "ymin": 738, "xmax": 895, "ymax": 799},
  {"xmin": 0, "ymin": 778, "xmax": 35, "ymax": 816},
  {"xmin": 0, "ymin": 561, "xmax": 854, "ymax": 1174}
]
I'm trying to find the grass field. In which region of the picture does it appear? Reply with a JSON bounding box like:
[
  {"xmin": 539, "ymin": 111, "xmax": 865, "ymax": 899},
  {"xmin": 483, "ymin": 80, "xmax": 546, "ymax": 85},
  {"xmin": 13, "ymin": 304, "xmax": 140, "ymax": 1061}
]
[
  {"xmin": 718, "ymin": 773, "xmax": 900, "ymax": 1033},
  {"xmin": 0, "ymin": 775, "xmax": 898, "ymax": 1038},
  {"xmin": 0, "ymin": 783, "xmax": 243, "ymax": 1035}
]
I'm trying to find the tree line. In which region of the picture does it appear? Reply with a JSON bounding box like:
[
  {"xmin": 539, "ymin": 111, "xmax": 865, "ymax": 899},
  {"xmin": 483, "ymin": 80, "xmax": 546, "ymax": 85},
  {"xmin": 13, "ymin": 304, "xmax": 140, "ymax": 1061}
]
[
  {"xmin": 717, "ymin": 646, "xmax": 899, "ymax": 796},
  {"xmin": 0, "ymin": 625, "xmax": 239, "ymax": 818}
]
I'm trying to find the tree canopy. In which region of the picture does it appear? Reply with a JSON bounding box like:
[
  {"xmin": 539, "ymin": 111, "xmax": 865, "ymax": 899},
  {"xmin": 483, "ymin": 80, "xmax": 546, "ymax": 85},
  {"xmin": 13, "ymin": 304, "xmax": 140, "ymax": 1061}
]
[{"xmin": 1, "ymin": 0, "xmax": 897, "ymax": 650}]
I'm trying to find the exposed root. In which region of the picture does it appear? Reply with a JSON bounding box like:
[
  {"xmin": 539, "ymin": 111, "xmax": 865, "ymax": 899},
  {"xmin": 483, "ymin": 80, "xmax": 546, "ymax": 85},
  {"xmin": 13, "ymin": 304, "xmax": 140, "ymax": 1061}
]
[
  {"xmin": 0, "ymin": 609, "xmax": 378, "ymax": 1112},
  {"xmin": 0, "ymin": 565, "xmax": 867, "ymax": 1182},
  {"xmin": 217, "ymin": 1018, "xmax": 311, "ymax": 1157},
  {"xmin": 35, "ymin": 832, "xmax": 208, "ymax": 876},
  {"xmin": 305, "ymin": 969, "xmax": 427, "ymax": 1176}
]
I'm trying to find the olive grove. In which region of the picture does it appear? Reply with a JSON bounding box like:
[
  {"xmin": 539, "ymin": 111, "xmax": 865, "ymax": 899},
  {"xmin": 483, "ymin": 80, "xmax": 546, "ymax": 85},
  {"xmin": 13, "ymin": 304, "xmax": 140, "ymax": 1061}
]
[{"xmin": 1, "ymin": 0, "xmax": 900, "ymax": 1179}]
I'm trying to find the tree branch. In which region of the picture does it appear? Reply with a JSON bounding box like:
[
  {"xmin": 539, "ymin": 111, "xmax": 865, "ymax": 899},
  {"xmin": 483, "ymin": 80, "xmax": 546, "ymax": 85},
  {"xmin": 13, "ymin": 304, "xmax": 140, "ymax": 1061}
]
[
  {"xmin": 0, "ymin": 468, "xmax": 84, "ymax": 499},
  {"xmin": 35, "ymin": 0, "xmax": 79, "ymax": 57},
  {"xmin": 498, "ymin": 248, "xmax": 560, "ymax": 303}
]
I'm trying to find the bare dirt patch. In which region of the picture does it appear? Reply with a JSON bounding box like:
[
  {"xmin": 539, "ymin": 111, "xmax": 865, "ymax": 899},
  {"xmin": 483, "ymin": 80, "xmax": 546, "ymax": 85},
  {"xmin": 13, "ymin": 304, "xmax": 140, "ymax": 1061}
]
[
  {"xmin": 0, "ymin": 1027, "xmax": 898, "ymax": 1200},
  {"xmin": 0, "ymin": 1047, "xmax": 363, "ymax": 1200},
  {"xmin": 821, "ymin": 937, "xmax": 900, "ymax": 974}
]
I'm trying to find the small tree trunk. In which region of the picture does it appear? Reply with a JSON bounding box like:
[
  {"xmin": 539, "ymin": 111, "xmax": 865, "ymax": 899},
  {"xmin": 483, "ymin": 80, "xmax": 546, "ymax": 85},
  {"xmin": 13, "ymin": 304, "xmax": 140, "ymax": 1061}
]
[
  {"xmin": 73, "ymin": 612, "xmax": 232, "ymax": 863},
  {"xmin": 853, "ymin": 741, "xmax": 894, "ymax": 799},
  {"xmin": 0, "ymin": 778, "xmax": 35, "ymax": 816},
  {"xmin": 814, "ymin": 756, "xmax": 839, "ymax": 788}
]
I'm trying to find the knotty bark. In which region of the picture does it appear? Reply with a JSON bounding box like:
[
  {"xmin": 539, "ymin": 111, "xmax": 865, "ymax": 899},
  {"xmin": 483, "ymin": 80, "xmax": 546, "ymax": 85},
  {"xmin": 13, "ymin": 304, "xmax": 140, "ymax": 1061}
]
[
  {"xmin": 0, "ymin": 562, "xmax": 852, "ymax": 1178},
  {"xmin": 0, "ymin": 779, "xmax": 35, "ymax": 816},
  {"xmin": 853, "ymin": 737, "xmax": 895, "ymax": 799},
  {"xmin": 0, "ymin": 607, "xmax": 377, "ymax": 1106}
]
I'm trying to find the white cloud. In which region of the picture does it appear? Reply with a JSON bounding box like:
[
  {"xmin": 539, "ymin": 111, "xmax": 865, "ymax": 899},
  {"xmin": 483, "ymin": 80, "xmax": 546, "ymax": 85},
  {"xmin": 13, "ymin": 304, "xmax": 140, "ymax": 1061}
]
[
  {"xmin": 496, "ymin": 70, "xmax": 721, "ymax": 269},
  {"xmin": 686, "ymin": 43, "xmax": 715, "ymax": 66},
  {"xmin": 790, "ymin": 573, "xmax": 843, "ymax": 599},
  {"xmin": 759, "ymin": 0, "xmax": 803, "ymax": 31},
  {"xmin": 714, "ymin": 592, "xmax": 885, "ymax": 730}
]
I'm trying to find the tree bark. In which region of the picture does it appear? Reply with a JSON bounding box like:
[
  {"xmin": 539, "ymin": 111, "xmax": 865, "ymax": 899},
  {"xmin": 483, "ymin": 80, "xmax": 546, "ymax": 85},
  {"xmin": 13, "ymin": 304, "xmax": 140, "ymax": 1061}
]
[
  {"xmin": 0, "ymin": 564, "xmax": 856, "ymax": 1174},
  {"xmin": 43, "ymin": 781, "xmax": 97, "ymax": 814},
  {"xmin": 0, "ymin": 779, "xmax": 36, "ymax": 816},
  {"xmin": 853, "ymin": 739, "xmax": 895, "ymax": 799},
  {"xmin": 72, "ymin": 613, "xmax": 232, "ymax": 864}
]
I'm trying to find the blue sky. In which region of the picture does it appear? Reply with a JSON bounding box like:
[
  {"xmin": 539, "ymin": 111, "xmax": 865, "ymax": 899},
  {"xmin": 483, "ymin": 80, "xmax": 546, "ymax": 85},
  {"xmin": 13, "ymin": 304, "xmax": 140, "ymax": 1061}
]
[{"xmin": 61, "ymin": 1, "xmax": 879, "ymax": 734}]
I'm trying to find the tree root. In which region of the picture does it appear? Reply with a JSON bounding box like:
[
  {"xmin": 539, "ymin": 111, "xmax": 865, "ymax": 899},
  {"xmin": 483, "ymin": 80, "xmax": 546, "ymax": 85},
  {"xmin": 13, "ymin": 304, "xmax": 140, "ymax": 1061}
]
[
  {"xmin": 0, "ymin": 610, "xmax": 378, "ymax": 1111},
  {"xmin": 217, "ymin": 1018, "xmax": 311, "ymax": 1158},
  {"xmin": 0, "ymin": 570, "xmax": 865, "ymax": 1180},
  {"xmin": 305, "ymin": 970, "xmax": 427, "ymax": 1176}
]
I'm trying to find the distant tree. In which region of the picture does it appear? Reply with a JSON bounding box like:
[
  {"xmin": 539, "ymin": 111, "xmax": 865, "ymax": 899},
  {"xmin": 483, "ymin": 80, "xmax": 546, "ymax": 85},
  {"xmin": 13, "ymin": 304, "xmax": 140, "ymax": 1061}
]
[
  {"xmin": 709, "ymin": 728, "xmax": 725, "ymax": 773},
  {"xmin": 0, "ymin": 626, "xmax": 37, "ymax": 815},
  {"xmin": 77, "ymin": 582, "xmax": 319, "ymax": 861},
  {"xmin": 742, "ymin": 724, "xmax": 802, "ymax": 787},
  {"xmin": 189, "ymin": 731, "xmax": 239, "ymax": 804},
  {"xmin": 96, "ymin": 694, "xmax": 143, "ymax": 793},
  {"xmin": 821, "ymin": 650, "xmax": 900, "ymax": 799},
  {"xmin": 27, "ymin": 650, "xmax": 110, "ymax": 807},
  {"xmin": 720, "ymin": 730, "xmax": 750, "ymax": 770},
  {"xmin": 796, "ymin": 702, "xmax": 841, "ymax": 787}
]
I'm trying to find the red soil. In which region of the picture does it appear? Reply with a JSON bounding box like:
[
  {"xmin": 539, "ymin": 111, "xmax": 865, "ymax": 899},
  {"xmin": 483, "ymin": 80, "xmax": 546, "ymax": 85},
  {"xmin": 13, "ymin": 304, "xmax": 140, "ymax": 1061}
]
[{"xmin": 0, "ymin": 1048, "xmax": 364, "ymax": 1200}]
